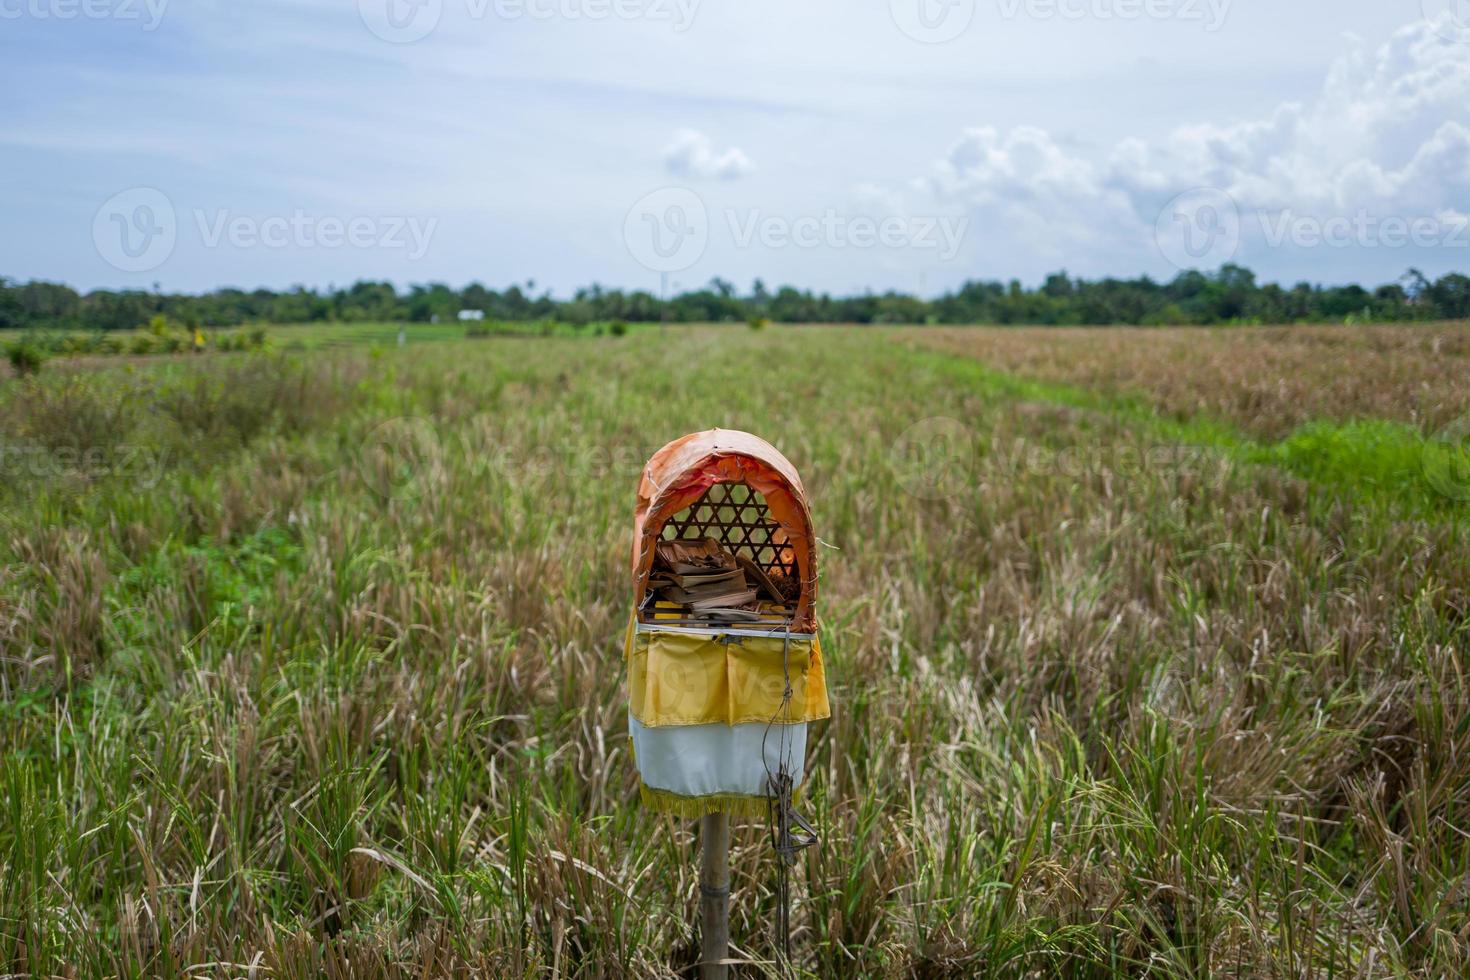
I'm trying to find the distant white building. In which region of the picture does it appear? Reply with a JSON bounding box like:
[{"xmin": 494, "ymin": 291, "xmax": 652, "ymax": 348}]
[{"xmin": 458, "ymin": 309, "xmax": 486, "ymax": 322}]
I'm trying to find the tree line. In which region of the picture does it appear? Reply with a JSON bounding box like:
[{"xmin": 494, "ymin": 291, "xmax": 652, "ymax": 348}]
[{"xmin": 3, "ymin": 265, "xmax": 1468, "ymax": 332}]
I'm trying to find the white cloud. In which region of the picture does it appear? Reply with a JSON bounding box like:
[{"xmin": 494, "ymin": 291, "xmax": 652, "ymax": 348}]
[
  {"xmin": 917, "ymin": 18, "xmax": 1470, "ymax": 271},
  {"xmin": 663, "ymin": 129, "xmax": 755, "ymax": 181}
]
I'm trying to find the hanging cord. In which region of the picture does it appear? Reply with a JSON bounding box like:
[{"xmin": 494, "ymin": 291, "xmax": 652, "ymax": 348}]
[{"xmin": 761, "ymin": 629, "xmax": 819, "ymax": 972}]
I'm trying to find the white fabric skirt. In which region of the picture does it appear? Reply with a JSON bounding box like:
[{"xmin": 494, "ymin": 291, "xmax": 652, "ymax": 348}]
[{"xmin": 629, "ymin": 713, "xmax": 807, "ymax": 799}]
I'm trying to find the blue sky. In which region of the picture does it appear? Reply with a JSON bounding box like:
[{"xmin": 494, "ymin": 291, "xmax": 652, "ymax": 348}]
[{"xmin": 2, "ymin": 0, "xmax": 1467, "ymax": 295}]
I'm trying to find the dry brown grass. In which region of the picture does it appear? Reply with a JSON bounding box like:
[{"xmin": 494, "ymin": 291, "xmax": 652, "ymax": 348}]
[
  {"xmin": 0, "ymin": 329, "xmax": 1466, "ymax": 976},
  {"xmin": 911, "ymin": 322, "xmax": 1470, "ymax": 439}
]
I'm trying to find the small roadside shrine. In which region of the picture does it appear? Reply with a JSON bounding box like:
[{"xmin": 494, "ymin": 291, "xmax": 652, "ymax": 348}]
[{"xmin": 625, "ymin": 429, "xmax": 830, "ymax": 976}]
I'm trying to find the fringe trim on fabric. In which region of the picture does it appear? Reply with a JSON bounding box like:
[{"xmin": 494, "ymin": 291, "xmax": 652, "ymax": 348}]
[{"xmin": 638, "ymin": 781, "xmax": 804, "ymax": 820}]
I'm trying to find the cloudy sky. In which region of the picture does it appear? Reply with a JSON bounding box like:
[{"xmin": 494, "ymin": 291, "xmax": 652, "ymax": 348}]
[{"xmin": 2, "ymin": 0, "xmax": 1467, "ymax": 295}]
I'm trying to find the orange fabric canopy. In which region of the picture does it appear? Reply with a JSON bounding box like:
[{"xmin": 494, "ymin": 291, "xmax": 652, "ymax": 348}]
[{"xmin": 631, "ymin": 429, "xmax": 817, "ymax": 631}]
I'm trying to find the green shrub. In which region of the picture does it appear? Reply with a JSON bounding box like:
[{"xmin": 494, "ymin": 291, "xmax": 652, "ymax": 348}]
[
  {"xmin": 3, "ymin": 374, "xmax": 140, "ymax": 453},
  {"xmin": 218, "ymin": 330, "xmax": 267, "ymax": 353},
  {"xmin": 746, "ymin": 316, "xmax": 769, "ymax": 331},
  {"xmin": 609, "ymin": 320, "xmax": 628, "ymax": 337},
  {"xmin": 6, "ymin": 342, "xmax": 46, "ymax": 377},
  {"xmin": 152, "ymin": 354, "xmax": 351, "ymax": 449}
]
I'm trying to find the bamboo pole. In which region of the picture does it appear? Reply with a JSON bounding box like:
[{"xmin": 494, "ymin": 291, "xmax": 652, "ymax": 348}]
[{"xmin": 699, "ymin": 812, "xmax": 730, "ymax": 980}]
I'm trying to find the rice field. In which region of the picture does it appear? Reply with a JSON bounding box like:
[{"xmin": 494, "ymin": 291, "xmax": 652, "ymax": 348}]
[
  {"xmin": 1, "ymin": 325, "xmax": 1468, "ymax": 977},
  {"xmin": 910, "ymin": 323, "xmax": 1470, "ymax": 437}
]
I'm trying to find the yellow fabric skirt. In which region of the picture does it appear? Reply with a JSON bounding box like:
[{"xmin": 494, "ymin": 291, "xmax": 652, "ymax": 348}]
[{"xmin": 625, "ymin": 619, "xmax": 830, "ymax": 728}]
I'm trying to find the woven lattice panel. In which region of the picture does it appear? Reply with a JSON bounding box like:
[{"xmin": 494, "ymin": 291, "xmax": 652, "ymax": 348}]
[{"xmin": 660, "ymin": 481, "xmax": 796, "ymax": 579}]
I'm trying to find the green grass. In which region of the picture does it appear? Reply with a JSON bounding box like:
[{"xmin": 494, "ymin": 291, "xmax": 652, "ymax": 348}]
[
  {"xmin": 0, "ymin": 319, "xmax": 636, "ymax": 360},
  {"xmin": 266, "ymin": 321, "xmax": 495, "ymax": 349},
  {"xmin": 0, "ymin": 326, "xmax": 1467, "ymax": 976},
  {"xmin": 906, "ymin": 342, "xmax": 1467, "ymax": 521},
  {"xmin": 269, "ymin": 320, "xmax": 644, "ymax": 349}
]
